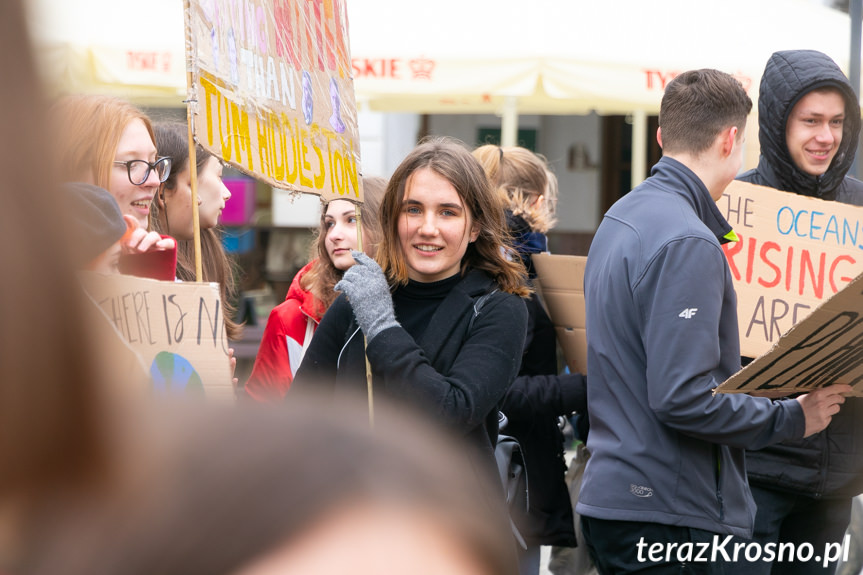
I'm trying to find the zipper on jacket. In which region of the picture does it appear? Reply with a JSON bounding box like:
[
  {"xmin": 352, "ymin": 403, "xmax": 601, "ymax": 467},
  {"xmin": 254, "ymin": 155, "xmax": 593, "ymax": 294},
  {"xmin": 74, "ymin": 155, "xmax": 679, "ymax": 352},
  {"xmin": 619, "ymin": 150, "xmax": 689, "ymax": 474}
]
[{"xmin": 714, "ymin": 444, "xmax": 725, "ymax": 521}]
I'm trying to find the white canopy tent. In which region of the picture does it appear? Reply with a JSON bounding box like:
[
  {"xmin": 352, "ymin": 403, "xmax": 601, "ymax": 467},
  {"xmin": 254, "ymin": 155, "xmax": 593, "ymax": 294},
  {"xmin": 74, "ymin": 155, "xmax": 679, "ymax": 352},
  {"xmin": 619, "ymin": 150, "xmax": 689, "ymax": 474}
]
[
  {"xmin": 349, "ymin": 0, "xmax": 851, "ymax": 112},
  {"xmin": 346, "ymin": 0, "xmax": 853, "ymax": 179},
  {"xmin": 28, "ymin": 0, "xmax": 187, "ymax": 105},
  {"xmin": 29, "ymin": 0, "xmax": 855, "ymax": 182},
  {"xmin": 30, "ymin": 0, "xmax": 854, "ymax": 109}
]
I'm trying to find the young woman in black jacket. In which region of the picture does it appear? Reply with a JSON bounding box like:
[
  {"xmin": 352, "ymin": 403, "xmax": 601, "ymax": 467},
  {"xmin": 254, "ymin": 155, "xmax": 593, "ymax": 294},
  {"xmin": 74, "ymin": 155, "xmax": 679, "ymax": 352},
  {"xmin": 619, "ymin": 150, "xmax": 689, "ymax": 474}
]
[{"xmin": 293, "ymin": 137, "xmax": 530, "ymax": 475}]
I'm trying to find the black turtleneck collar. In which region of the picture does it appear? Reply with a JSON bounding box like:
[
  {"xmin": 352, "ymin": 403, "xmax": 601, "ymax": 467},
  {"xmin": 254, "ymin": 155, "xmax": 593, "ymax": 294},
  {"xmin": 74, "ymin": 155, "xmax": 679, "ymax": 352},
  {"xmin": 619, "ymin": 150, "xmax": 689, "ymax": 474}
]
[{"xmin": 392, "ymin": 273, "xmax": 462, "ymax": 340}]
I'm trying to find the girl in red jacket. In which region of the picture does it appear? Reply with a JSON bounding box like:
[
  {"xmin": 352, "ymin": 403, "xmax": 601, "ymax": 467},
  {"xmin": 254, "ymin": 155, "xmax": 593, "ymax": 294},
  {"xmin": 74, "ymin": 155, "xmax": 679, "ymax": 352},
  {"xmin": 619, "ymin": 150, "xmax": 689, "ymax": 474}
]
[{"xmin": 245, "ymin": 178, "xmax": 386, "ymax": 401}]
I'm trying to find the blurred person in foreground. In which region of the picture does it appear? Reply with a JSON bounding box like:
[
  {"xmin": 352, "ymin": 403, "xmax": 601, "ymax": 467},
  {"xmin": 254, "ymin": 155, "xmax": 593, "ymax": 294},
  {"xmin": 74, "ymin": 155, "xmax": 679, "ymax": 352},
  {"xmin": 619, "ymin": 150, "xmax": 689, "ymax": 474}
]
[
  {"xmin": 32, "ymin": 396, "xmax": 518, "ymax": 575},
  {"xmin": 0, "ymin": 0, "xmax": 114, "ymax": 570},
  {"xmin": 578, "ymin": 69, "xmax": 849, "ymax": 574}
]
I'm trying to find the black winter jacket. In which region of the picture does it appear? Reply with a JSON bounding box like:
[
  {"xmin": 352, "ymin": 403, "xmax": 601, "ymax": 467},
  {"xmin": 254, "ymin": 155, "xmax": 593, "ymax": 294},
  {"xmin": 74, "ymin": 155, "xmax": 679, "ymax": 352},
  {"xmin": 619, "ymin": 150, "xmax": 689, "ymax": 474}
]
[
  {"xmin": 293, "ymin": 269, "xmax": 528, "ymax": 474},
  {"xmin": 738, "ymin": 49, "xmax": 863, "ymax": 499},
  {"xmin": 500, "ymin": 213, "xmax": 587, "ymax": 547}
]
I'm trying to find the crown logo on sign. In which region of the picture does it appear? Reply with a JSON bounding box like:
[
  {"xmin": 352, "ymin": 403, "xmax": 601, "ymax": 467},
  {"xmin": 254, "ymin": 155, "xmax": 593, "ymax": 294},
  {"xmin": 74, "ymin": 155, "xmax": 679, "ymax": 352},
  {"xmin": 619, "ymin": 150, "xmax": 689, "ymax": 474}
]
[{"xmin": 409, "ymin": 57, "xmax": 435, "ymax": 80}]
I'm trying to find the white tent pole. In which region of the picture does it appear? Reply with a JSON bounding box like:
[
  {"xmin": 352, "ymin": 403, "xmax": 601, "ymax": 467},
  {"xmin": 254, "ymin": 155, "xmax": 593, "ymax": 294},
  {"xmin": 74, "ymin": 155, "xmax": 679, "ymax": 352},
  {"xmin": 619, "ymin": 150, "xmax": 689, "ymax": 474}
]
[
  {"xmin": 631, "ymin": 110, "xmax": 648, "ymax": 189},
  {"xmin": 501, "ymin": 96, "xmax": 519, "ymax": 147}
]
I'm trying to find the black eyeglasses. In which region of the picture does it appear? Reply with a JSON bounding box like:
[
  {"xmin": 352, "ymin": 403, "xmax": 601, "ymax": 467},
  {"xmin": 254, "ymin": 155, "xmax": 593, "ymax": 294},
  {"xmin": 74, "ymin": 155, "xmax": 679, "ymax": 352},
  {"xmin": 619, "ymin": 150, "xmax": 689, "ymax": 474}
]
[{"xmin": 113, "ymin": 157, "xmax": 172, "ymax": 186}]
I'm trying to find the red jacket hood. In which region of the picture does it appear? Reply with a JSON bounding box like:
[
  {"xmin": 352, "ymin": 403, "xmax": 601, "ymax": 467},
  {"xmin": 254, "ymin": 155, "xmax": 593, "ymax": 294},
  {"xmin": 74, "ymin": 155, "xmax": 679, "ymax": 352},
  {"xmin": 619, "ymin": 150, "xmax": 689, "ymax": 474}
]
[{"xmin": 286, "ymin": 260, "xmax": 326, "ymax": 323}]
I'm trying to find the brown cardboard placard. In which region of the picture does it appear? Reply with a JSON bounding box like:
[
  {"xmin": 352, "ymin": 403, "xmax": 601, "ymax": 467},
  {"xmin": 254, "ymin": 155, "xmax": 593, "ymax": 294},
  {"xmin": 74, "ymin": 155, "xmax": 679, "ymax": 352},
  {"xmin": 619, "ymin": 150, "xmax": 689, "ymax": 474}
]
[
  {"xmin": 186, "ymin": 0, "xmax": 363, "ymax": 202},
  {"xmin": 716, "ymin": 270, "xmax": 863, "ymax": 396},
  {"xmin": 718, "ymin": 181, "xmax": 863, "ymax": 357},
  {"xmin": 532, "ymin": 253, "xmax": 587, "ymax": 374},
  {"xmin": 78, "ymin": 272, "xmax": 235, "ymax": 401}
]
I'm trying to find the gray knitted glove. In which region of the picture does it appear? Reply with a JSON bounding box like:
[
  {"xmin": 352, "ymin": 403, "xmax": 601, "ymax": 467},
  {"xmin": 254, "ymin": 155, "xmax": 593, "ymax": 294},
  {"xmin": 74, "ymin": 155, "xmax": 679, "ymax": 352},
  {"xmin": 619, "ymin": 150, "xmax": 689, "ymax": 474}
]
[{"xmin": 335, "ymin": 251, "xmax": 399, "ymax": 341}]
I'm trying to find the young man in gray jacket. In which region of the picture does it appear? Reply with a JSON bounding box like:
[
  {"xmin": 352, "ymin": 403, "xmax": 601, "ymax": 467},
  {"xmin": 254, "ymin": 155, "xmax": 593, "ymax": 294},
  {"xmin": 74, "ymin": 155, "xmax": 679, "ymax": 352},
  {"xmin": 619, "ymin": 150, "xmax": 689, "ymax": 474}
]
[{"xmin": 577, "ymin": 69, "xmax": 850, "ymax": 574}]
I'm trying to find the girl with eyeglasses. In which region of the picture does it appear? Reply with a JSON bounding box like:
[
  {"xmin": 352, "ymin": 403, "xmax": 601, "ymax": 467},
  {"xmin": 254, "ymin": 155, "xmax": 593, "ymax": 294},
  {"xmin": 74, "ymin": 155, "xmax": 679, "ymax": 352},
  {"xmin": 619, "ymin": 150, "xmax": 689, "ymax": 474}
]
[
  {"xmin": 52, "ymin": 94, "xmax": 175, "ymax": 256},
  {"xmin": 149, "ymin": 122, "xmax": 241, "ymax": 340}
]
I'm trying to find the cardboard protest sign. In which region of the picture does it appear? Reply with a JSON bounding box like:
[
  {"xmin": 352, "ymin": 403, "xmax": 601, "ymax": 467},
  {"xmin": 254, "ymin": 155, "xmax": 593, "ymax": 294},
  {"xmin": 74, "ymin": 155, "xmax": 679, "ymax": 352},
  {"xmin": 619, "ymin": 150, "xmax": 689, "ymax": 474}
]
[
  {"xmin": 718, "ymin": 181, "xmax": 863, "ymax": 357},
  {"xmin": 716, "ymin": 270, "xmax": 863, "ymax": 397},
  {"xmin": 78, "ymin": 272, "xmax": 234, "ymax": 401},
  {"xmin": 532, "ymin": 254, "xmax": 587, "ymax": 374},
  {"xmin": 186, "ymin": 0, "xmax": 362, "ymax": 202}
]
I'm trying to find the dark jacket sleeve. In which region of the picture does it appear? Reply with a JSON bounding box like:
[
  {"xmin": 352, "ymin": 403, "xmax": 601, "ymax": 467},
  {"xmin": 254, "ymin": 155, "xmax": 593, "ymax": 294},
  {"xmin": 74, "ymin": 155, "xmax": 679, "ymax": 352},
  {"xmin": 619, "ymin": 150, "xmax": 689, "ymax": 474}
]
[
  {"xmin": 291, "ymin": 295, "xmax": 354, "ymax": 395},
  {"xmin": 365, "ymin": 292, "xmax": 528, "ymax": 433},
  {"xmin": 501, "ymin": 372, "xmax": 587, "ymax": 420}
]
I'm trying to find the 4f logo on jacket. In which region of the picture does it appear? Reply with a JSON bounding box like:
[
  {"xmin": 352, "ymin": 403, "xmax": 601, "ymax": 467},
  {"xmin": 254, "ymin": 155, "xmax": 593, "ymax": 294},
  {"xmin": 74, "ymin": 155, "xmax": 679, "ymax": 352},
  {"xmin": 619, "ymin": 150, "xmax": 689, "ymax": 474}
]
[{"xmin": 679, "ymin": 308, "xmax": 698, "ymax": 319}]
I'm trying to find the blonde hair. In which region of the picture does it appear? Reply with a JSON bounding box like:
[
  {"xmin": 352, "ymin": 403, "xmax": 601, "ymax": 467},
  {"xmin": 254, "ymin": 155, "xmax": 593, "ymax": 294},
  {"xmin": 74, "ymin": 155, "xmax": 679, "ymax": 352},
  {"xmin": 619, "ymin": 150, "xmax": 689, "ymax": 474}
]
[
  {"xmin": 302, "ymin": 176, "xmax": 387, "ymax": 311},
  {"xmin": 52, "ymin": 94, "xmax": 156, "ymax": 190},
  {"xmin": 377, "ymin": 138, "xmax": 529, "ymax": 297},
  {"xmin": 472, "ymin": 145, "xmax": 558, "ymax": 233}
]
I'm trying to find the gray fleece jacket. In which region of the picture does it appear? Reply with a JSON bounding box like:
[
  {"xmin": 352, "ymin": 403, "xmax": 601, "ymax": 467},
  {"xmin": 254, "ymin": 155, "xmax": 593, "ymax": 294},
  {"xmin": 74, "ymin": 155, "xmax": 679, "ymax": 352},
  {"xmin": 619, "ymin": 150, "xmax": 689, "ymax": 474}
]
[{"xmin": 577, "ymin": 156, "xmax": 805, "ymax": 538}]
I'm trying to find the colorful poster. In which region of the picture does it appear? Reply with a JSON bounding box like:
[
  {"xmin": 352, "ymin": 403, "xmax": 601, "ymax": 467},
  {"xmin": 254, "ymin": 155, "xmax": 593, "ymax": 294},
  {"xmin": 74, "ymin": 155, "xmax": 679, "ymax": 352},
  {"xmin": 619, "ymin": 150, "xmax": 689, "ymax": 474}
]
[
  {"xmin": 186, "ymin": 0, "xmax": 362, "ymax": 202},
  {"xmin": 718, "ymin": 181, "xmax": 863, "ymax": 358},
  {"xmin": 78, "ymin": 272, "xmax": 234, "ymax": 401}
]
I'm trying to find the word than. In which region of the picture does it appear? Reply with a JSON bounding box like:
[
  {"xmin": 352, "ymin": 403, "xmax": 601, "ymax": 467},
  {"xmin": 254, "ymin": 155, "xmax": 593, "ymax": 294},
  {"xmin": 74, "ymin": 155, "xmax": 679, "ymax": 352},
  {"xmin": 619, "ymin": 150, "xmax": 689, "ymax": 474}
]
[
  {"xmin": 199, "ymin": 73, "xmax": 359, "ymax": 197},
  {"xmin": 97, "ymin": 290, "xmax": 229, "ymax": 354},
  {"xmin": 723, "ymin": 234, "xmax": 856, "ymax": 299},
  {"xmin": 234, "ymin": 50, "xmax": 299, "ymax": 108}
]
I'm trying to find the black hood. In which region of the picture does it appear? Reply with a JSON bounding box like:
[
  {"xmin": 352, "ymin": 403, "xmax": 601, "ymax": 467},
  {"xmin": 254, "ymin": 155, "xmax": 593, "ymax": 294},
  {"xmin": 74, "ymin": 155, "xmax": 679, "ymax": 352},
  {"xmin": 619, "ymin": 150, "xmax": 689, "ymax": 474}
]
[{"xmin": 757, "ymin": 50, "xmax": 861, "ymax": 197}]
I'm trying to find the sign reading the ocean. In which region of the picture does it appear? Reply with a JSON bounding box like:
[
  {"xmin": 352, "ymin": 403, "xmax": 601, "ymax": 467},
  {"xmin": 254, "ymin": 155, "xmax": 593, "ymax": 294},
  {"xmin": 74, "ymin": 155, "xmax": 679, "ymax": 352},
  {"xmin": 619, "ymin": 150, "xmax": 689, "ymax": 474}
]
[
  {"xmin": 78, "ymin": 272, "xmax": 234, "ymax": 401},
  {"xmin": 718, "ymin": 181, "xmax": 863, "ymax": 358},
  {"xmin": 186, "ymin": 0, "xmax": 363, "ymax": 202}
]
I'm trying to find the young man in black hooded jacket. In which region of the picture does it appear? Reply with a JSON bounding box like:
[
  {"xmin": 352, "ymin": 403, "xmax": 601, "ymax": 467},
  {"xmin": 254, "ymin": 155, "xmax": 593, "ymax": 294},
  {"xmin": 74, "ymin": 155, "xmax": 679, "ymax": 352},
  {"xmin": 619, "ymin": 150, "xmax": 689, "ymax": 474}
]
[{"xmin": 735, "ymin": 49, "xmax": 863, "ymax": 575}]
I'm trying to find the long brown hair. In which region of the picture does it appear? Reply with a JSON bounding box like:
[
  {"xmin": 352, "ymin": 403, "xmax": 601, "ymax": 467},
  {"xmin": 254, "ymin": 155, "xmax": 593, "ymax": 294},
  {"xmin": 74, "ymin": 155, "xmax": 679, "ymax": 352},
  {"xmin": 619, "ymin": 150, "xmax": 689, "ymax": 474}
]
[
  {"xmin": 150, "ymin": 122, "xmax": 242, "ymax": 340},
  {"xmin": 301, "ymin": 176, "xmax": 387, "ymax": 311},
  {"xmin": 377, "ymin": 138, "xmax": 529, "ymax": 296}
]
